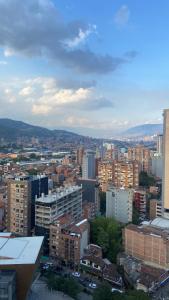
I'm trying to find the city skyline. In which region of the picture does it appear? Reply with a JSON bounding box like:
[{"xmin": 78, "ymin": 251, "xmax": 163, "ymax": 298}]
[{"xmin": 0, "ymin": 0, "xmax": 169, "ymax": 137}]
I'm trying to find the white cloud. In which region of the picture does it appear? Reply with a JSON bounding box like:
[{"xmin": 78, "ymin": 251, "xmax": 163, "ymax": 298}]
[
  {"xmin": 13, "ymin": 77, "xmax": 113, "ymax": 113},
  {"xmin": 66, "ymin": 25, "xmax": 97, "ymax": 48},
  {"xmin": 19, "ymin": 86, "xmax": 34, "ymax": 96},
  {"xmin": 32, "ymin": 104, "xmax": 52, "ymax": 115},
  {"xmin": 66, "ymin": 116, "xmax": 91, "ymax": 127},
  {"xmin": 52, "ymin": 88, "xmax": 91, "ymax": 104},
  {"xmin": 0, "ymin": 76, "xmax": 165, "ymax": 137},
  {"xmin": 114, "ymin": 5, "xmax": 130, "ymax": 28},
  {"xmin": 0, "ymin": 77, "xmax": 113, "ymax": 122}
]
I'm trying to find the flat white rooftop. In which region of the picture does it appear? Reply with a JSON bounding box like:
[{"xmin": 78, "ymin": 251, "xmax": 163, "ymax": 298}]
[
  {"xmin": 151, "ymin": 217, "xmax": 169, "ymax": 229},
  {"xmin": 36, "ymin": 185, "xmax": 82, "ymax": 204},
  {"xmin": 0, "ymin": 235, "xmax": 43, "ymax": 265},
  {"xmin": 0, "ymin": 233, "xmax": 12, "ymax": 237}
]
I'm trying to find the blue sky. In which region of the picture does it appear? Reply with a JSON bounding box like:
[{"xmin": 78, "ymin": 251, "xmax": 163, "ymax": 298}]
[{"xmin": 0, "ymin": 0, "xmax": 169, "ymax": 137}]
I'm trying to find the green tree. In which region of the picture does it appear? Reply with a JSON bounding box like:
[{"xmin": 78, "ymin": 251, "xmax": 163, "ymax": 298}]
[
  {"xmin": 93, "ymin": 283, "xmax": 113, "ymax": 300},
  {"xmin": 46, "ymin": 274, "xmax": 81, "ymax": 299},
  {"xmin": 100, "ymin": 191, "xmax": 106, "ymax": 215},
  {"xmin": 64, "ymin": 278, "xmax": 81, "ymax": 299},
  {"xmin": 139, "ymin": 171, "xmax": 156, "ymax": 187},
  {"xmin": 97, "ymin": 227, "xmax": 109, "ymax": 253},
  {"xmin": 132, "ymin": 207, "xmax": 140, "ymax": 225},
  {"xmin": 90, "ymin": 216, "xmax": 122, "ymax": 263},
  {"xmin": 125, "ymin": 290, "xmax": 150, "ymax": 300}
]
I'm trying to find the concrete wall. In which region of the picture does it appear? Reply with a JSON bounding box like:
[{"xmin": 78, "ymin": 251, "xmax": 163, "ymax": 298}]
[{"xmin": 106, "ymin": 188, "xmax": 133, "ymax": 223}]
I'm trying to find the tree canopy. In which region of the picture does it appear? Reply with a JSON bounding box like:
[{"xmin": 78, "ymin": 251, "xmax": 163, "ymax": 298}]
[
  {"xmin": 47, "ymin": 274, "xmax": 81, "ymax": 299},
  {"xmin": 100, "ymin": 191, "xmax": 106, "ymax": 215},
  {"xmin": 93, "ymin": 284, "xmax": 150, "ymax": 300},
  {"xmin": 139, "ymin": 171, "xmax": 156, "ymax": 187},
  {"xmin": 132, "ymin": 207, "xmax": 140, "ymax": 225},
  {"xmin": 90, "ymin": 216, "xmax": 122, "ymax": 263}
]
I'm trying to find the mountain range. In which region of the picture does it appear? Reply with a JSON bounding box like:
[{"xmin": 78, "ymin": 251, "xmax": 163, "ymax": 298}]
[
  {"xmin": 0, "ymin": 118, "xmax": 86, "ymax": 143},
  {"xmin": 123, "ymin": 124, "xmax": 163, "ymax": 137},
  {"xmin": 0, "ymin": 119, "xmax": 163, "ymax": 142}
]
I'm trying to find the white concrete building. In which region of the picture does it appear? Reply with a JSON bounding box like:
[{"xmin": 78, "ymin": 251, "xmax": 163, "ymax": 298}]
[
  {"xmin": 151, "ymin": 153, "xmax": 163, "ymax": 179},
  {"xmin": 106, "ymin": 187, "xmax": 134, "ymax": 223},
  {"xmin": 35, "ymin": 185, "xmax": 82, "ymax": 229},
  {"xmin": 157, "ymin": 134, "xmax": 163, "ymax": 155}
]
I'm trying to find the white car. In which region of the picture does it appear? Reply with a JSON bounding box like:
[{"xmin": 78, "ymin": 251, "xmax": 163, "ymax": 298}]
[
  {"xmin": 72, "ymin": 272, "xmax": 80, "ymax": 278},
  {"xmin": 111, "ymin": 288, "xmax": 123, "ymax": 293},
  {"xmin": 42, "ymin": 265, "xmax": 49, "ymax": 270},
  {"xmin": 89, "ymin": 283, "xmax": 97, "ymax": 289}
]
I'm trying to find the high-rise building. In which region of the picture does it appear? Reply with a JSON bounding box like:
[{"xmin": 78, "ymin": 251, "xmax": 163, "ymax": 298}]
[
  {"xmin": 98, "ymin": 161, "xmax": 113, "ymax": 192},
  {"xmin": 106, "ymin": 187, "xmax": 133, "ymax": 223},
  {"xmin": 82, "ymin": 150, "xmax": 96, "ymax": 179},
  {"xmin": 76, "ymin": 178, "xmax": 100, "ymax": 215},
  {"xmin": 35, "ymin": 185, "xmax": 82, "ymax": 253},
  {"xmin": 76, "ymin": 147, "xmax": 84, "ymax": 166},
  {"xmin": 128, "ymin": 146, "xmax": 151, "ymax": 173},
  {"xmin": 113, "ymin": 161, "xmax": 139, "ymax": 188},
  {"xmin": 157, "ymin": 134, "xmax": 163, "ymax": 155},
  {"xmin": 162, "ymin": 109, "xmax": 169, "ymax": 218},
  {"xmin": 7, "ymin": 176, "xmax": 31, "ymax": 236},
  {"xmin": 7, "ymin": 175, "xmax": 48, "ymax": 236},
  {"xmin": 151, "ymin": 153, "xmax": 163, "ymax": 179},
  {"xmin": 30, "ymin": 175, "xmax": 48, "ymax": 229}
]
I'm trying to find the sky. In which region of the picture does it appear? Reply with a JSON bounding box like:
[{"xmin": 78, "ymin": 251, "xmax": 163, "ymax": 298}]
[{"xmin": 0, "ymin": 0, "xmax": 169, "ymax": 137}]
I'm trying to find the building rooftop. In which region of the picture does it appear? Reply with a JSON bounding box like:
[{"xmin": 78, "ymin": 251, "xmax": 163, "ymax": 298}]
[
  {"xmin": 0, "ymin": 233, "xmax": 12, "ymax": 238},
  {"xmin": 126, "ymin": 221, "xmax": 169, "ymax": 240},
  {"xmin": 0, "ymin": 235, "xmax": 43, "ymax": 265},
  {"xmin": 150, "ymin": 217, "xmax": 169, "ymax": 228},
  {"xmin": 13, "ymin": 174, "xmax": 47, "ymax": 181},
  {"xmin": 36, "ymin": 185, "xmax": 82, "ymax": 204},
  {"xmin": 63, "ymin": 218, "xmax": 88, "ymax": 236}
]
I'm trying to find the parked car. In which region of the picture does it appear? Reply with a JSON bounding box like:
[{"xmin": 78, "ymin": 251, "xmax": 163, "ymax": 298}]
[
  {"xmin": 111, "ymin": 288, "xmax": 123, "ymax": 293},
  {"xmin": 89, "ymin": 283, "xmax": 97, "ymax": 289},
  {"xmin": 72, "ymin": 272, "xmax": 80, "ymax": 278}
]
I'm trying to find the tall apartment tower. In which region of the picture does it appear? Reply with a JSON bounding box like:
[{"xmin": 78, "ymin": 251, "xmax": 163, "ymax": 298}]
[
  {"xmin": 76, "ymin": 147, "xmax": 84, "ymax": 166},
  {"xmin": 157, "ymin": 134, "xmax": 163, "ymax": 155},
  {"xmin": 98, "ymin": 161, "xmax": 113, "ymax": 192},
  {"xmin": 7, "ymin": 175, "xmax": 48, "ymax": 236},
  {"xmin": 162, "ymin": 109, "xmax": 169, "ymax": 218},
  {"xmin": 7, "ymin": 176, "xmax": 31, "ymax": 236},
  {"xmin": 82, "ymin": 150, "xmax": 96, "ymax": 179},
  {"xmin": 113, "ymin": 161, "xmax": 139, "ymax": 188}
]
